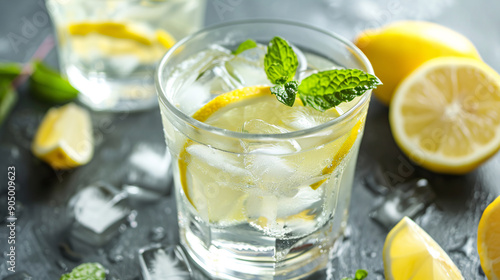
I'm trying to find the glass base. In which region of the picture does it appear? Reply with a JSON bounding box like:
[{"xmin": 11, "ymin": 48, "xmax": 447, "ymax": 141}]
[
  {"xmin": 179, "ymin": 210, "xmax": 347, "ymax": 280},
  {"xmin": 67, "ymin": 65, "xmax": 158, "ymax": 112}
]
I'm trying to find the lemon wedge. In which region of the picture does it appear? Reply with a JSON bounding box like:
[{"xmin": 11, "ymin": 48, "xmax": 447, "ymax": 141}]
[
  {"xmin": 354, "ymin": 21, "xmax": 481, "ymax": 106},
  {"xmin": 383, "ymin": 217, "xmax": 464, "ymax": 280},
  {"xmin": 389, "ymin": 57, "xmax": 500, "ymax": 174},
  {"xmin": 32, "ymin": 103, "xmax": 93, "ymax": 169},
  {"xmin": 478, "ymin": 195, "xmax": 500, "ymax": 280}
]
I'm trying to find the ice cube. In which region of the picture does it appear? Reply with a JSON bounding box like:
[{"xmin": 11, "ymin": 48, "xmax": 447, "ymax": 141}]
[
  {"xmin": 69, "ymin": 182, "xmax": 131, "ymax": 246},
  {"xmin": 281, "ymin": 106, "xmax": 337, "ymax": 131},
  {"xmin": 370, "ymin": 178, "xmax": 436, "ymax": 229},
  {"xmin": 225, "ymin": 45, "xmax": 269, "ymax": 87},
  {"xmin": 139, "ymin": 245, "xmax": 193, "ymax": 280},
  {"xmin": 129, "ymin": 143, "xmax": 171, "ymax": 178},
  {"xmin": 186, "ymin": 144, "xmax": 249, "ymax": 177}
]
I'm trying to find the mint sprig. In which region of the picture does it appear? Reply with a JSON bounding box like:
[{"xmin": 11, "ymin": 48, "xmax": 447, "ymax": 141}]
[
  {"xmin": 60, "ymin": 263, "xmax": 106, "ymax": 280},
  {"xmin": 233, "ymin": 39, "xmax": 257, "ymax": 55},
  {"xmin": 299, "ymin": 69, "xmax": 381, "ymax": 111},
  {"xmin": 30, "ymin": 61, "xmax": 79, "ymax": 103},
  {"xmin": 342, "ymin": 269, "xmax": 369, "ymax": 280},
  {"xmin": 261, "ymin": 36, "xmax": 381, "ymax": 111},
  {"xmin": 264, "ymin": 37, "xmax": 298, "ymax": 85}
]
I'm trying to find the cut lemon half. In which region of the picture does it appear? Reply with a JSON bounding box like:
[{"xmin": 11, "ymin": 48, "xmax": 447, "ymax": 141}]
[
  {"xmin": 383, "ymin": 217, "xmax": 464, "ymax": 280},
  {"xmin": 390, "ymin": 57, "xmax": 500, "ymax": 174},
  {"xmin": 32, "ymin": 103, "xmax": 93, "ymax": 169},
  {"xmin": 478, "ymin": 195, "xmax": 500, "ymax": 280},
  {"xmin": 178, "ymin": 86, "xmax": 364, "ymax": 224}
]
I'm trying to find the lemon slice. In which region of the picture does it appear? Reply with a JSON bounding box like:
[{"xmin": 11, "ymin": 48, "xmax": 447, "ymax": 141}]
[
  {"xmin": 389, "ymin": 57, "xmax": 500, "ymax": 174},
  {"xmin": 383, "ymin": 217, "xmax": 464, "ymax": 280},
  {"xmin": 32, "ymin": 103, "xmax": 93, "ymax": 169},
  {"xmin": 478, "ymin": 195, "xmax": 500, "ymax": 280},
  {"xmin": 69, "ymin": 22, "xmax": 152, "ymax": 45},
  {"xmin": 354, "ymin": 21, "xmax": 481, "ymax": 106}
]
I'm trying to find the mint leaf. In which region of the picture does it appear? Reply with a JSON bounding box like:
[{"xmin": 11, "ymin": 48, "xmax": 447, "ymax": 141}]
[
  {"xmin": 233, "ymin": 39, "xmax": 257, "ymax": 55},
  {"xmin": 60, "ymin": 263, "xmax": 106, "ymax": 280},
  {"xmin": 0, "ymin": 79, "xmax": 17, "ymax": 126},
  {"xmin": 264, "ymin": 36, "xmax": 298, "ymax": 84},
  {"xmin": 355, "ymin": 269, "xmax": 369, "ymax": 280},
  {"xmin": 0, "ymin": 62, "xmax": 22, "ymax": 80},
  {"xmin": 341, "ymin": 269, "xmax": 368, "ymax": 280},
  {"xmin": 30, "ymin": 61, "xmax": 79, "ymax": 103},
  {"xmin": 298, "ymin": 69, "xmax": 381, "ymax": 111},
  {"xmin": 271, "ymin": 81, "xmax": 298, "ymax": 107}
]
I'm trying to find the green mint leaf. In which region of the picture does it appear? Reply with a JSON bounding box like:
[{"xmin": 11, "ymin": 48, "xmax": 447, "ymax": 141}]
[
  {"xmin": 264, "ymin": 36, "xmax": 298, "ymax": 84},
  {"xmin": 271, "ymin": 81, "xmax": 298, "ymax": 107},
  {"xmin": 0, "ymin": 79, "xmax": 17, "ymax": 126},
  {"xmin": 355, "ymin": 269, "xmax": 369, "ymax": 280},
  {"xmin": 0, "ymin": 62, "xmax": 22, "ymax": 80},
  {"xmin": 30, "ymin": 61, "xmax": 79, "ymax": 103},
  {"xmin": 298, "ymin": 69, "xmax": 381, "ymax": 111},
  {"xmin": 60, "ymin": 263, "xmax": 106, "ymax": 280},
  {"xmin": 232, "ymin": 39, "xmax": 257, "ymax": 55}
]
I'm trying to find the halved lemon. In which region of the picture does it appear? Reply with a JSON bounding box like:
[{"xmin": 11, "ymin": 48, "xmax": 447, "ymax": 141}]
[
  {"xmin": 478, "ymin": 195, "xmax": 500, "ymax": 280},
  {"xmin": 390, "ymin": 57, "xmax": 500, "ymax": 174},
  {"xmin": 383, "ymin": 217, "xmax": 464, "ymax": 280},
  {"xmin": 32, "ymin": 103, "xmax": 93, "ymax": 169},
  {"xmin": 178, "ymin": 86, "xmax": 363, "ymax": 224}
]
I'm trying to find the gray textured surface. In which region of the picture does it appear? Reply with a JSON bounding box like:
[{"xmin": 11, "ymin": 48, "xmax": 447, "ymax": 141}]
[{"xmin": 1, "ymin": 0, "xmax": 500, "ymax": 279}]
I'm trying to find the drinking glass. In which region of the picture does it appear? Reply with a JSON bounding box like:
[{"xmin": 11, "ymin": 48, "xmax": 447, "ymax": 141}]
[
  {"xmin": 46, "ymin": 0, "xmax": 206, "ymax": 111},
  {"xmin": 156, "ymin": 20, "xmax": 374, "ymax": 279}
]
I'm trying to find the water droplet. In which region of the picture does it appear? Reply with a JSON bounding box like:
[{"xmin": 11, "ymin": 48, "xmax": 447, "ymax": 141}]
[
  {"xmin": 56, "ymin": 259, "xmax": 68, "ymax": 271},
  {"xmin": 127, "ymin": 210, "xmax": 138, "ymax": 228},
  {"xmin": 449, "ymin": 236, "xmax": 475, "ymax": 257},
  {"xmin": 150, "ymin": 226, "xmax": 166, "ymax": 242}
]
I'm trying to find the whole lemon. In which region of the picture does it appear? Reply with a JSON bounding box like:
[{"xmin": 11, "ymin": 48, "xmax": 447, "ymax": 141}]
[{"xmin": 354, "ymin": 21, "xmax": 481, "ymax": 106}]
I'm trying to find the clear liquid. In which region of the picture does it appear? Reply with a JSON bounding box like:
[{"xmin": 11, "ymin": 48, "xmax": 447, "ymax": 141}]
[
  {"xmin": 47, "ymin": 0, "xmax": 205, "ymax": 111},
  {"xmin": 160, "ymin": 44, "xmax": 368, "ymax": 279}
]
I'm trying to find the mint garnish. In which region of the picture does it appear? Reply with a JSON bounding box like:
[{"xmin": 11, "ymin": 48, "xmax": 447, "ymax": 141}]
[
  {"xmin": 0, "ymin": 62, "xmax": 22, "ymax": 80},
  {"xmin": 264, "ymin": 36, "xmax": 298, "ymax": 84},
  {"xmin": 232, "ymin": 39, "xmax": 257, "ymax": 55},
  {"xmin": 60, "ymin": 263, "xmax": 106, "ymax": 280},
  {"xmin": 0, "ymin": 79, "xmax": 17, "ymax": 126},
  {"xmin": 30, "ymin": 61, "xmax": 79, "ymax": 103},
  {"xmin": 271, "ymin": 80, "xmax": 298, "ymax": 107},
  {"xmin": 299, "ymin": 69, "xmax": 381, "ymax": 111},
  {"xmin": 342, "ymin": 269, "xmax": 369, "ymax": 280},
  {"xmin": 261, "ymin": 36, "xmax": 381, "ymax": 111}
]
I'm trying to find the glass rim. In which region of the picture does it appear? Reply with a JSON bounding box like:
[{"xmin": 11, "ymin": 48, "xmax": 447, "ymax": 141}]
[{"xmin": 156, "ymin": 19, "xmax": 374, "ymax": 140}]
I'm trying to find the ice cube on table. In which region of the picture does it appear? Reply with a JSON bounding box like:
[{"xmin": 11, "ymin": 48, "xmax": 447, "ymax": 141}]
[
  {"xmin": 139, "ymin": 244, "xmax": 193, "ymax": 280},
  {"xmin": 370, "ymin": 178, "xmax": 436, "ymax": 229},
  {"xmin": 69, "ymin": 182, "xmax": 131, "ymax": 246}
]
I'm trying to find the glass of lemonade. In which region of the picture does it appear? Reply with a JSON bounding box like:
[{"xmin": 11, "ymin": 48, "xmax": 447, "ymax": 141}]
[
  {"xmin": 46, "ymin": 0, "xmax": 205, "ymax": 111},
  {"xmin": 156, "ymin": 20, "xmax": 374, "ymax": 279}
]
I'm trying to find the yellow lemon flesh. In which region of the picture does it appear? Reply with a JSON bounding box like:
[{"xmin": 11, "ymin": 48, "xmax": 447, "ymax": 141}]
[
  {"xmin": 383, "ymin": 217, "xmax": 464, "ymax": 280},
  {"xmin": 478, "ymin": 195, "xmax": 500, "ymax": 280},
  {"xmin": 389, "ymin": 57, "xmax": 500, "ymax": 174},
  {"xmin": 178, "ymin": 86, "xmax": 363, "ymax": 224},
  {"xmin": 32, "ymin": 103, "xmax": 93, "ymax": 169},
  {"xmin": 68, "ymin": 22, "xmax": 177, "ymax": 63},
  {"xmin": 354, "ymin": 21, "xmax": 481, "ymax": 106}
]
